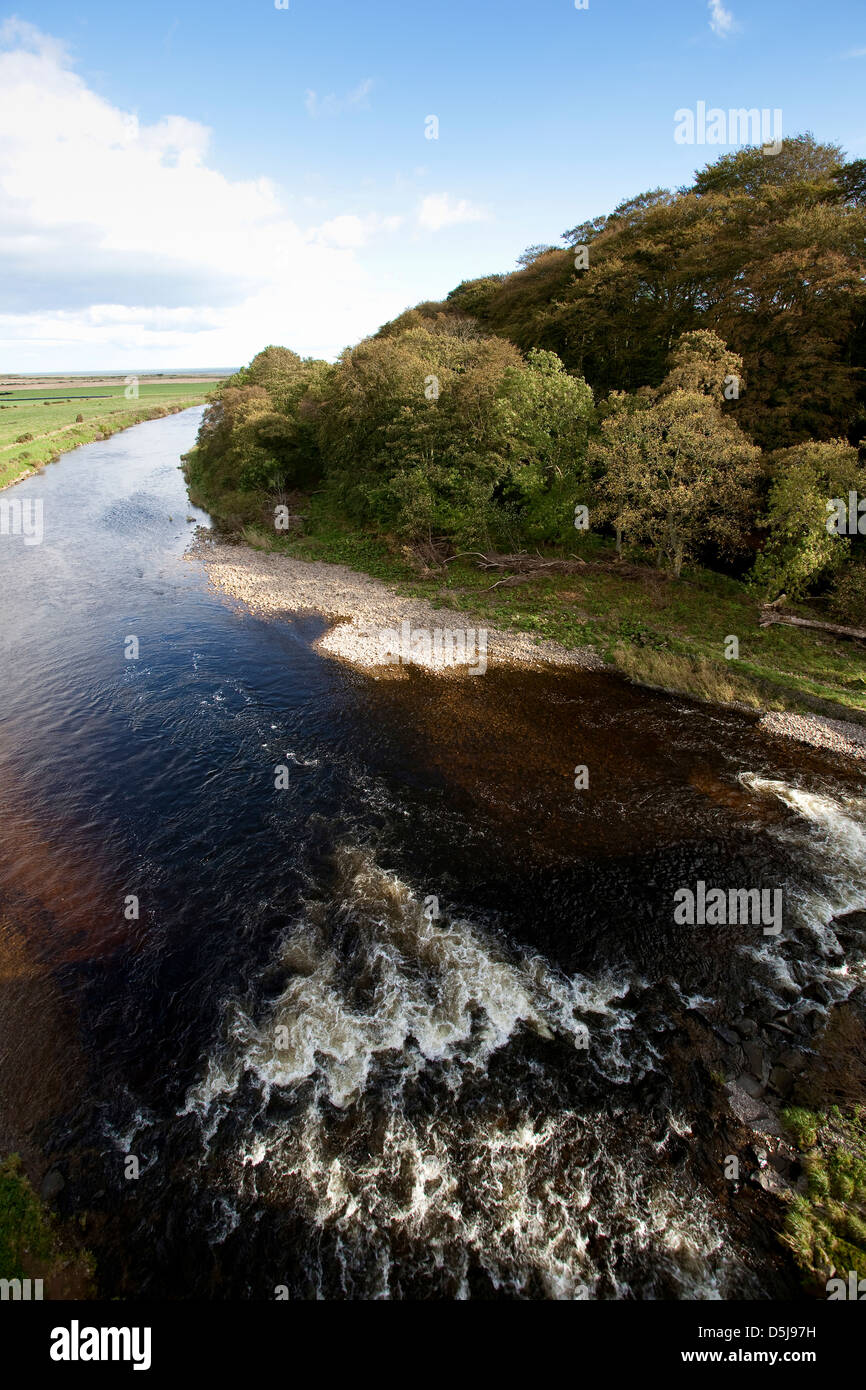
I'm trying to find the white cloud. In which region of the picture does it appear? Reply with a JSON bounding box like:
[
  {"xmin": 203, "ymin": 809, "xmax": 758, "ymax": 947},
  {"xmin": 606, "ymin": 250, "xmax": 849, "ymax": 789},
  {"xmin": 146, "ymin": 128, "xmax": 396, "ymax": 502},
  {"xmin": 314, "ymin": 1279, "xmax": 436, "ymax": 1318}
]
[
  {"xmin": 312, "ymin": 213, "xmax": 403, "ymax": 248},
  {"xmin": 416, "ymin": 193, "xmax": 486, "ymax": 232},
  {"xmin": 0, "ymin": 29, "xmax": 399, "ymax": 367},
  {"xmin": 708, "ymin": 0, "xmax": 736, "ymax": 37},
  {"xmin": 0, "ymin": 15, "xmax": 66, "ymax": 63},
  {"xmin": 844, "ymin": 46, "xmax": 866, "ymax": 58},
  {"xmin": 304, "ymin": 79, "xmax": 374, "ymax": 118}
]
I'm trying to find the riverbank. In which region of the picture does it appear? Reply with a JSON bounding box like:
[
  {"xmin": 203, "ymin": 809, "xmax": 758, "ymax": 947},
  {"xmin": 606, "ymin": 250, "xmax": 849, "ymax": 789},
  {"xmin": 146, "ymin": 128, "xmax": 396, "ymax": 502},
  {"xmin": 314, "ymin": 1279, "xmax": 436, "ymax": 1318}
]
[
  {"xmin": 191, "ymin": 531, "xmax": 866, "ymax": 762},
  {"xmin": 191, "ymin": 534, "xmax": 604, "ymax": 675},
  {"xmin": 0, "ymin": 383, "xmax": 216, "ymax": 490}
]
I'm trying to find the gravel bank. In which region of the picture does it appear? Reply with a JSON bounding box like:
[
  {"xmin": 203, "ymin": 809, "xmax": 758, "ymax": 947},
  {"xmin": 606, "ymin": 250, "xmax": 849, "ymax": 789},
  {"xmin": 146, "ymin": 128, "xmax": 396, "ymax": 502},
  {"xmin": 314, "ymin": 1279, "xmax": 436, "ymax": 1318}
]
[
  {"xmin": 191, "ymin": 535, "xmax": 605, "ymax": 676},
  {"xmin": 758, "ymin": 709, "xmax": 866, "ymax": 762},
  {"xmin": 190, "ymin": 535, "xmax": 866, "ymax": 759}
]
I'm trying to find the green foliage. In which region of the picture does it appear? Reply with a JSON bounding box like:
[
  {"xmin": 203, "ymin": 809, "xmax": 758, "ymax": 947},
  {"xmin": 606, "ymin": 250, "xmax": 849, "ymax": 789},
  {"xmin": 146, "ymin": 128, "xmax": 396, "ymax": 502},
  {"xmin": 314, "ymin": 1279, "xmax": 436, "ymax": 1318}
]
[
  {"xmin": 450, "ymin": 135, "xmax": 866, "ymax": 450},
  {"xmin": 193, "ymin": 357, "xmax": 330, "ymax": 502},
  {"xmin": 590, "ymin": 337, "xmax": 762, "ymax": 575},
  {"xmin": 0, "ymin": 1155, "xmax": 55, "ymax": 1279},
  {"xmin": 189, "ymin": 139, "xmax": 866, "ymax": 642},
  {"xmin": 659, "ymin": 329, "xmax": 743, "ymax": 399},
  {"xmin": 781, "ymin": 1107, "xmax": 866, "ymax": 1284},
  {"xmin": 192, "ymin": 325, "xmax": 599, "ymax": 551},
  {"xmin": 313, "ymin": 325, "xmax": 573, "ymax": 541},
  {"xmin": 444, "ymin": 275, "xmax": 506, "ymax": 317},
  {"xmin": 516, "ymin": 244, "xmax": 558, "ymax": 268},
  {"xmin": 374, "ymin": 302, "xmax": 477, "ymax": 340},
  {"xmin": 691, "ymin": 133, "xmax": 843, "ymax": 197},
  {"xmin": 829, "ymin": 563, "xmax": 866, "ymax": 626},
  {"xmin": 784, "ymin": 1107, "xmax": 820, "ymax": 1150},
  {"xmin": 751, "ymin": 440, "xmax": 863, "ymax": 599},
  {"xmin": 833, "ymin": 157, "xmax": 866, "ymax": 206}
]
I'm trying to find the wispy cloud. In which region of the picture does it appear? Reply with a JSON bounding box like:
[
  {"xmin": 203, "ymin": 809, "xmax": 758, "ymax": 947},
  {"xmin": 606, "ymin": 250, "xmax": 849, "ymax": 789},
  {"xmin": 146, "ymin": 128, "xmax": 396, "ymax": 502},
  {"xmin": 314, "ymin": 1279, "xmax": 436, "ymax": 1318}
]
[
  {"xmin": 416, "ymin": 193, "xmax": 486, "ymax": 232},
  {"xmin": 304, "ymin": 78, "xmax": 373, "ymax": 118},
  {"xmin": 707, "ymin": 0, "xmax": 736, "ymax": 38},
  {"xmin": 844, "ymin": 46, "xmax": 866, "ymax": 58},
  {"xmin": 312, "ymin": 213, "xmax": 403, "ymax": 248}
]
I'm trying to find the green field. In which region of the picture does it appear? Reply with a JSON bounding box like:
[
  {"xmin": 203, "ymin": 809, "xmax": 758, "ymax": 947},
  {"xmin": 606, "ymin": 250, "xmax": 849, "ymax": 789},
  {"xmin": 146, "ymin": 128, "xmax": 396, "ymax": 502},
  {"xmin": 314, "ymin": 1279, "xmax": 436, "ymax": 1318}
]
[{"xmin": 0, "ymin": 379, "xmax": 222, "ymax": 489}]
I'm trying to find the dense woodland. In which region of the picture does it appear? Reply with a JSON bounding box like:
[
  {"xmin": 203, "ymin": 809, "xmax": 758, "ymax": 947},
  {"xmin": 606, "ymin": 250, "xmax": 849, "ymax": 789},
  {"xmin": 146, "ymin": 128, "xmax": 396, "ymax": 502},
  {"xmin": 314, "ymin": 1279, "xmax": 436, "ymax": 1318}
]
[{"xmin": 187, "ymin": 136, "xmax": 866, "ymax": 623}]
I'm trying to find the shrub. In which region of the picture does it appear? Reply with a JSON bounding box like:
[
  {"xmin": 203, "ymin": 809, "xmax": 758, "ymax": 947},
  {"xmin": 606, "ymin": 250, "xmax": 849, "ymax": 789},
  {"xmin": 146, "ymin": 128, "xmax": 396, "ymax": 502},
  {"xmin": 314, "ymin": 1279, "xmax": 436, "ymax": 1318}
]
[
  {"xmin": 751, "ymin": 440, "xmax": 864, "ymax": 599},
  {"xmin": 829, "ymin": 564, "xmax": 866, "ymax": 626},
  {"xmin": 0, "ymin": 1155, "xmax": 55, "ymax": 1279}
]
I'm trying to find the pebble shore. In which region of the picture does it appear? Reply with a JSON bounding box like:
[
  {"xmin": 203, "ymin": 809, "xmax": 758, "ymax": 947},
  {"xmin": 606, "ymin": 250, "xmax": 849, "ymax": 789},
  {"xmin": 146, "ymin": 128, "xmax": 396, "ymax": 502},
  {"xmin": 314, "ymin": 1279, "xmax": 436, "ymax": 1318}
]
[
  {"xmin": 758, "ymin": 709, "xmax": 866, "ymax": 762},
  {"xmin": 191, "ymin": 535, "xmax": 605, "ymax": 676},
  {"xmin": 191, "ymin": 535, "xmax": 866, "ymax": 760}
]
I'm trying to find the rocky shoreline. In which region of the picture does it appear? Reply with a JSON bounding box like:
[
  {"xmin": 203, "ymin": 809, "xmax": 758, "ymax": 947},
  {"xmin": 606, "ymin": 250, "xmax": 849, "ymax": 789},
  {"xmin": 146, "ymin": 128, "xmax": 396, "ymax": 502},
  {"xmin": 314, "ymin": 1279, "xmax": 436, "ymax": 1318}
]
[
  {"xmin": 190, "ymin": 534, "xmax": 605, "ymax": 676},
  {"xmin": 758, "ymin": 709, "xmax": 866, "ymax": 762}
]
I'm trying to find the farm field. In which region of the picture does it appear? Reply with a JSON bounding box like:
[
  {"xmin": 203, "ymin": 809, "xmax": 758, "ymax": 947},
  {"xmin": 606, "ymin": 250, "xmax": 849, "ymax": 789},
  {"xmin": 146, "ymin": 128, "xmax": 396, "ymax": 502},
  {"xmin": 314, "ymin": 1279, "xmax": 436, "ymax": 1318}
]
[{"xmin": 0, "ymin": 376, "xmax": 225, "ymax": 489}]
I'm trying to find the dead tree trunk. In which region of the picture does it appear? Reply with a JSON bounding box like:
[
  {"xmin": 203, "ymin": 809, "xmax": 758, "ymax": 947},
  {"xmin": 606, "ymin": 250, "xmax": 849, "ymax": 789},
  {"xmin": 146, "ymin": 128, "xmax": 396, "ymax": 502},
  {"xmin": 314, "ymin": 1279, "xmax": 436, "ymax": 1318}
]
[{"xmin": 759, "ymin": 609, "xmax": 866, "ymax": 641}]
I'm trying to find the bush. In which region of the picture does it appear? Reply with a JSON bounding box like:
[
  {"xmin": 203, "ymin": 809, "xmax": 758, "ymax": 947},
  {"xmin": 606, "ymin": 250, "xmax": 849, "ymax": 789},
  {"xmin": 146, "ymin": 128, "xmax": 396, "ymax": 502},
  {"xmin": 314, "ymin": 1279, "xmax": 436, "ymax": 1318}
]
[
  {"xmin": 829, "ymin": 564, "xmax": 866, "ymax": 626},
  {"xmin": 0, "ymin": 1155, "xmax": 54, "ymax": 1279},
  {"xmin": 751, "ymin": 441, "xmax": 864, "ymax": 600}
]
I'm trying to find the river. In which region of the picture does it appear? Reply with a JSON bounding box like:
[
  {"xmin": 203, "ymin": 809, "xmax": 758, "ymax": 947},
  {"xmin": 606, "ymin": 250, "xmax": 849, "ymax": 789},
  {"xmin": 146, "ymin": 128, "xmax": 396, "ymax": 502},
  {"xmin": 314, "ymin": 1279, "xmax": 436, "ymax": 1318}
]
[{"xmin": 0, "ymin": 406, "xmax": 863, "ymax": 1299}]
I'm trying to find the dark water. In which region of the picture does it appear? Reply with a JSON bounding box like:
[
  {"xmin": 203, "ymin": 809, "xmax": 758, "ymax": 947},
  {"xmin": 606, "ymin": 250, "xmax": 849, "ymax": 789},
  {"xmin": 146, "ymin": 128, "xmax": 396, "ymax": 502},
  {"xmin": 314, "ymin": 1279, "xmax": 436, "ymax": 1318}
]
[{"xmin": 0, "ymin": 407, "xmax": 864, "ymax": 1299}]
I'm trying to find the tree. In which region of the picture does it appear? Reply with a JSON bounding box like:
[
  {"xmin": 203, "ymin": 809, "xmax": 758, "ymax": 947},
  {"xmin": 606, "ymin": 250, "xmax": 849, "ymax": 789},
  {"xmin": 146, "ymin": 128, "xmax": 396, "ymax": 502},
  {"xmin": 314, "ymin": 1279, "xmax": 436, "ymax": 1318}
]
[
  {"xmin": 314, "ymin": 324, "xmax": 525, "ymax": 539},
  {"xmin": 591, "ymin": 336, "xmax": 762, "ymax": 575},
  {"xmin": 751, "ymin": 440, "xmax": 865, "ymax": 599},
  {"xmin": 193, "ymin": 352, "xmax": 331, "ymax": 500},
  {"xmin": 447, "ymin": 136, "xmax": 866, "ymax": 449},
  {"xmin": 235, "ymin": 346, "xmax": 305, "ymax": 410},
  {"xmin": 516, "ymin": 244, "xmax": 558, "ymax": 268},
  {"xmin": 500, "ymin": 348, "xmax": 594, "ymax": 484},
  {"xmin": 444, "ymin": 276, "xmax": 506, "ymax": 317},
  {"xmin": 659, "ymin": 329, "xmax": 744, "ymax": 400},
  {"xmin": 691, "ymin": 134, "xmax": 843, "ymax": 197},
  {"xmin": 832, "ymin": 157, "xmax": 866, "ymax": 206}
]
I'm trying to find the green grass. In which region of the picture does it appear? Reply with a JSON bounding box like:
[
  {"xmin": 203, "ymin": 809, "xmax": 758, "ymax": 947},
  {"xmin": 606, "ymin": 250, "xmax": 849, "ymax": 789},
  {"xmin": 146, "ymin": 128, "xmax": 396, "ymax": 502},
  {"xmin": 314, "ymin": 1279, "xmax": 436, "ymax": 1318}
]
[
  {"xmin": 278, "ymin": 514, "xmax": 866, "ymax": 722},
  {"xmin": 0, "ymin": 1154, "xmax": 96, "ymax": 1296},
  {"xmin": 781, "ymin": 1107, "xmax": 866, "ymax": 1286},
  {"xmin": 0, "ymin": 381, "xmax": 221, "ymax": 489},
  {"xmin": 0, "ymin": 1154, "xmax": 57, "ymax": 1279}
]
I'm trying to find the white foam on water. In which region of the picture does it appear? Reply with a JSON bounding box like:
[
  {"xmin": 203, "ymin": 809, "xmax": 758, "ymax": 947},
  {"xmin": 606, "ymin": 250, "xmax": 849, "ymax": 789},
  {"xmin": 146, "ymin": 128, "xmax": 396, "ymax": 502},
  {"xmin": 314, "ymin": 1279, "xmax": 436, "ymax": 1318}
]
[
  {"xmin": 181, "ymin": 844, "xmax": 739, "ymax": 1298},
  {"xmin": 183, "ymin": 845, "xmax": 643, "ymax": 1119},
  {"xmin": 739, "ymin": 775, "xmax": 866, "ymax": 980}
]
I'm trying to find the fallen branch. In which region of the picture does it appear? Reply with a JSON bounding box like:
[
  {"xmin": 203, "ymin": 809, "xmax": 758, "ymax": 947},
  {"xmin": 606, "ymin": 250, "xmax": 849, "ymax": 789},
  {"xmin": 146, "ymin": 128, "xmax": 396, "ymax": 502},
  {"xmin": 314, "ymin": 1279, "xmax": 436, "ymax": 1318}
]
[
  {"xmin": 454, "ymin": 551, "xmax": 669, "ymax": 582},
  {"xmin": 442, "ymin": 551, "xmax": 490, "ymax": 566},
  {"xmin": 759, "ymin": 608, "xmax": 866, "ymax": 641},
  {"xmin": 481, "ymin": 574, "xmax": 535, "ymax": 592}
]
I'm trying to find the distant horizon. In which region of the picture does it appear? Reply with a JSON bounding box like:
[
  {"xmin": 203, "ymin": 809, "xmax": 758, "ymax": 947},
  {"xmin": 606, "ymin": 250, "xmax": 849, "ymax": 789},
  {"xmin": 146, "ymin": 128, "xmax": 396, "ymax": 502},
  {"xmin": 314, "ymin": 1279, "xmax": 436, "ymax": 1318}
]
[{"xmin": 0, "ymin": 368, "xmax": 238, "ymax": 378}]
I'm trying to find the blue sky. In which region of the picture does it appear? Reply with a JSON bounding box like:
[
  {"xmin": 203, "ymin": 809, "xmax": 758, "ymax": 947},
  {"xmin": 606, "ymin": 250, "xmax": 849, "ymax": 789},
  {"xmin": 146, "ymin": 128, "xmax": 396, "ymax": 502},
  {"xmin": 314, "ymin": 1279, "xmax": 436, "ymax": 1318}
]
[{"xmin": 1, "ymin": 0, "xmax": 864, "ymax": 369}]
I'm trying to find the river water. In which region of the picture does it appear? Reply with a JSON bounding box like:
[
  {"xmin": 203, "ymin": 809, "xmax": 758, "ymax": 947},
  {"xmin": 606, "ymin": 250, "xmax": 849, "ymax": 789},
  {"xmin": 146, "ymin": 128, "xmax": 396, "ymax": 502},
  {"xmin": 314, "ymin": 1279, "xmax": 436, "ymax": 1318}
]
[{"xmin": 0, "ymin": 406, "xmax": 864, "ymax": 1300}]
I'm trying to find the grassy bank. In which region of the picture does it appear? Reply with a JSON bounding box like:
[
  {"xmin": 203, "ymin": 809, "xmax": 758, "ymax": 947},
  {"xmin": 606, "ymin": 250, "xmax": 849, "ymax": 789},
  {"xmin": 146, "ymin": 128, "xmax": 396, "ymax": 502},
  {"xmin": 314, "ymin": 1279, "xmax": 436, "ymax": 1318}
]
[
  {"xmin": 0, "ymin": 379, "xmax": 220, "ymax": 490},
  {"xmin": 187, "ymin": 462, "xmax": 866, "ymax": 723},
  {"xmin": 0, "ymin": 1155, "xmax": 94, "ymax": 1297},
  {"xmin": 782, "ymin": 1107, "xmax": 866, "ymax": 1287},
  {"xmin": 778, "ymin": 998, "xmax": 866, "ymax": 1289}
]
